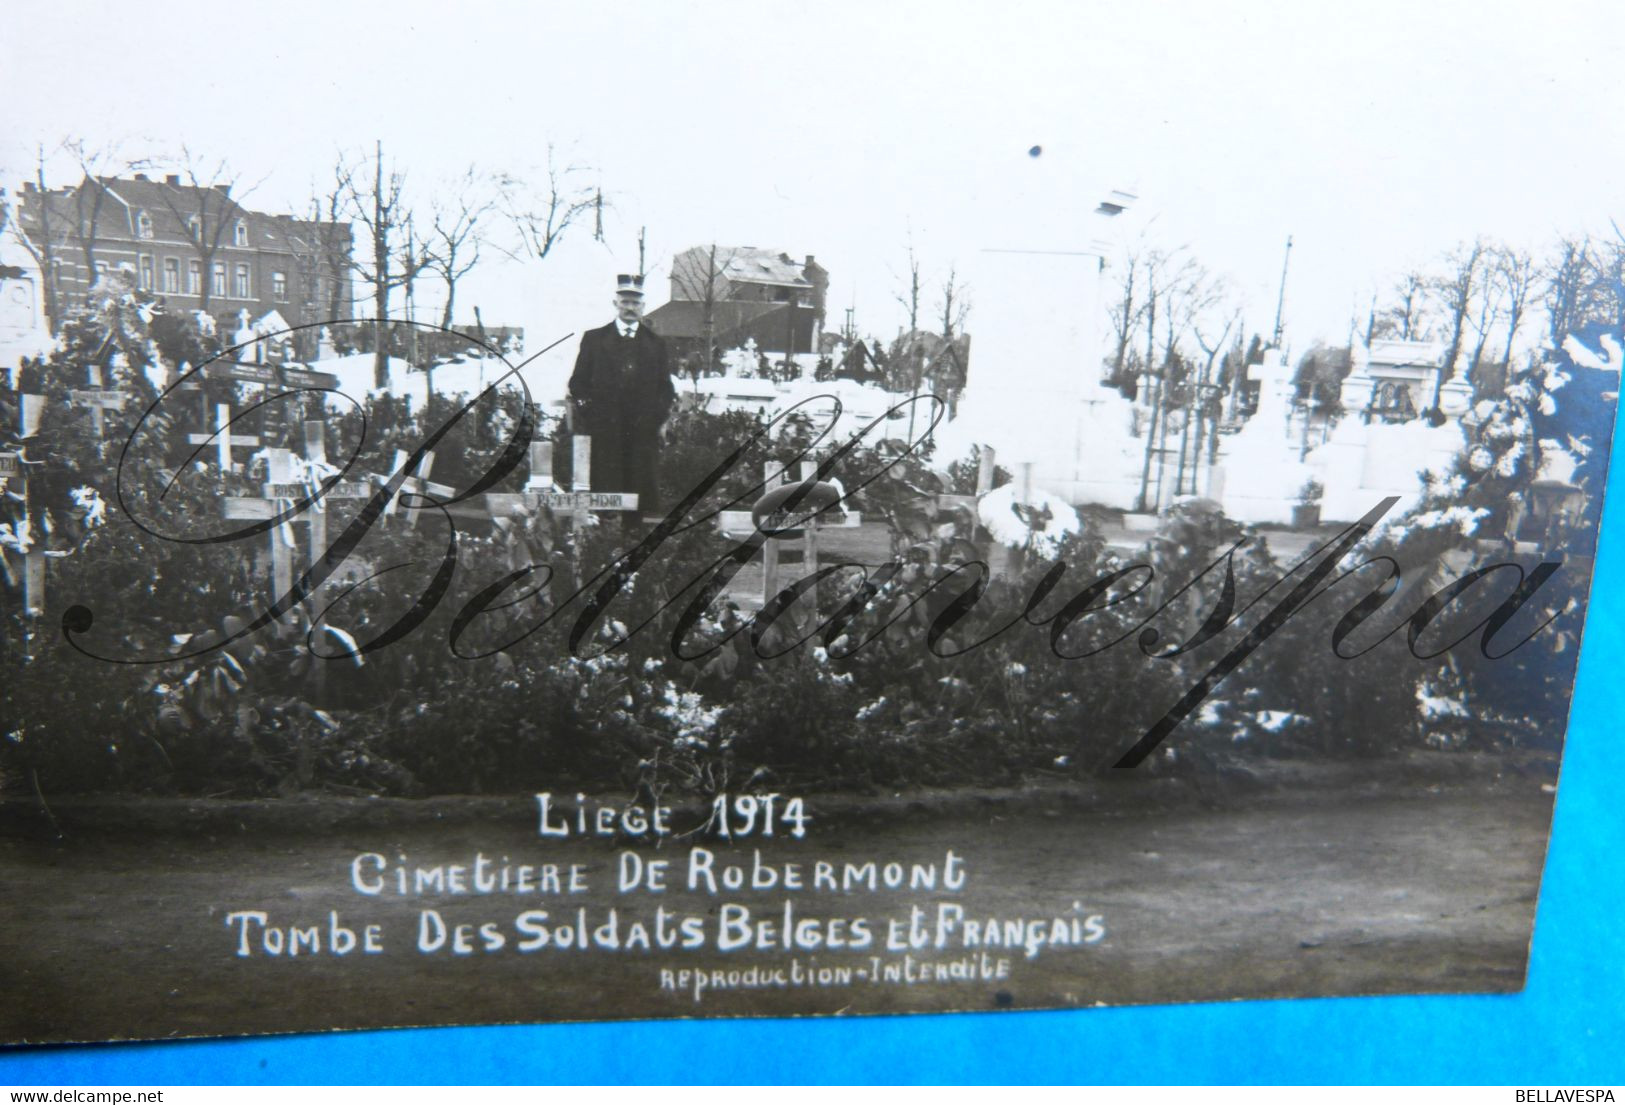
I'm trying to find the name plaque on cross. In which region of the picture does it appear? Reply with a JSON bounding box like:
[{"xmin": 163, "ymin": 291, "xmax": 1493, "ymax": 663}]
[
  {"xmin": 280, "ymin": 367, "xmax": 340, "ymax": 390},
  {"xmin": 264, "ymin": 481, "xmax": 373, "ymax": 500},
  {"xmin": 68, "ymin": 390, "xmax": 128, "ymax": 408},
  {"xmin": 759, "ymin": 508, "xmax": 860, "ymax": 531},
  {"xmin": 205, "ymin": 363, "xmax": 280, "ymax": 384},
  {"xmin": 529, "ymin": 490, "xmax": 639, "ymax": 511}
]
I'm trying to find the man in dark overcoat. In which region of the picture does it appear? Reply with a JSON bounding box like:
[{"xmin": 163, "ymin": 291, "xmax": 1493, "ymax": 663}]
[{"xmin": 567, "ymin": 274, "xmax": 676, "ymax": 516}]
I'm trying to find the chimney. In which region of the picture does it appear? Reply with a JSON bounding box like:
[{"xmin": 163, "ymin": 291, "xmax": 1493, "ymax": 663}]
[
  {"xmin": 805, "ymin": 255, "xmax": 816, "ymax": 267},
  {"xmin": 213, "ymin": 183, "xmax": 231, "ymax": 196},
  {"xmin": 133, "ymin": 172, "xmax": 148, "ymax": 181},
  {"xmin": 165, "ymin": 174, "xmax": 181, "ymax": 186},
  {"xmin": 23, "ymin": 181, "xmax": 36, "ymax": 193}
]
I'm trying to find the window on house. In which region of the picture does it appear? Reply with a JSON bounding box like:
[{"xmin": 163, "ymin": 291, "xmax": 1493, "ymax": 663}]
[
  {"xmin": 233, "ymin": 220, "xmax": 247, "ymax": 247},
  {"xmin": 138, "ymin": 255, "xmax": 154, "ymax": 290},
  {"xmin": 234, "ymin": 263, "xmax": 250, "ymax": 298},
  {"xmin": 136, "ymin": 211, "xmax": 154, "ymax": 239},
  {"xmin": 212, "ymin": 261, "xmax": 227, "ymax": 297},
  {"xmin": 272, "ymin": 271, "xmax": 287, "ymax": 301},
  {"xmin": 187, "ymin": 259, "xmax": 201, "ymax": 294},
  {"xmin": 94, "ymin": 261, "xmax": 110, "ymax": 285},
  {"xmin": 187, "ymin": 215, "xmax": 201, "ymax": 241},
  {"xmin": 163, "ymin": 258, "xmax": 180, "ymax": 293}
]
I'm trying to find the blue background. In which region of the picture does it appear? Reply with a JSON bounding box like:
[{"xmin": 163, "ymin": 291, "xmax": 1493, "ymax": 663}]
[{"xmin": 4, "ymin": 418, "xmax": 1623, "ymax": 1086}]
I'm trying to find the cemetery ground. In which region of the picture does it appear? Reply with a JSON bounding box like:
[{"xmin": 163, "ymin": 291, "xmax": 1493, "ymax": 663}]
[{"xmin": 0, "ymin": 749, "xmax": 1552, "ymax": 1042}]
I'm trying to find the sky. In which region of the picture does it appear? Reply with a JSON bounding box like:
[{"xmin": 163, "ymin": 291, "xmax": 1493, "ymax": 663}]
[{"xmin": 4, "ymin": 0, "xmax": 1622, "ymax": 377}]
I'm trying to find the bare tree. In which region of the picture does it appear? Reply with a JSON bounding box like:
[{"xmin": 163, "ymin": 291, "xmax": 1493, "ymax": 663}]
[
  {"xmin": 891, "ymin": 240, "xmax": 925, "ymax": 394},
  {"xmin": 1157, "ymin": 255, "xmax": 1212, "ymax": 366},
  {"xmin": 338, "ymin": 141, "xmax": 431, "ymax": 388},
  {"xmin": 1496, "ymin": 245, "xmax": 1537, "ymax": 369},
  {"xmin": 1372, "ymin": 269, "xmax": 1430, "ymax": 341},
  {"xmin": 9, "ymin": 140, "xmax": 154, "ymax": 326},
  {"xmin": 670, "ymin": 243, "xmax": 738, "ymax": 378},
  {"xmin": 937, "ymin": 264, "xmax": 968, "ymax": 340},
  {"xmin": 1105, "ymin": 244, "xmax": 1151, "ymax": 391},
  {"xmin": 1192, "ymin": 306, "xmax": 1238, "ymax": 390},
  {"xmin": 1158, "ymin": 262, "xmax": 1220, "ymax": 497},
  {"xmin": 894, "ymin": 240, "xmax": 921, "ymax": 334},
  {"xmin": 1430, "ymin": 238, "xmax": 1489, "ymax": 391},
  {"xmin": 398, "ymin": 212, "xmax": 431, "ymax": 372},
  {"xmin": 928, "ymin": 264, "xmax": 972, "ymax": 413},
  {"xmin": 64, "ymin": 143, "xmax": 121, "ymax": 284},
  {"xmin": 56, "ymin": 141, "xmax": 153, "ymax": 299},
  {"xmin": 496, "ymin": 145, "xmax": 602, "ymax": 266},
  {"xmin": 1190, "ymin": 300, "xmax": 1239, "ymax": 492},
  {"xmin": 1597, "ymin": 222, "xmax": 1625, "ymax": 334},
  {"xmin": 1134, "ymin": 247, "xmax": 1201, "ymax": 511},
  {"xmin": 1542, "ymin": 235, "xmax": 1595, "ymax": 348},
  {"xmin": 425, "ymin": 165, "xmax": 494, "ymax": 331},
  {"xmin": 1464, "ymin": 251, "xmax": 1506, "ymax": 382},
  {"xmin": 155, "ymin": 148, "xmax": 257, "ymax": 315}
]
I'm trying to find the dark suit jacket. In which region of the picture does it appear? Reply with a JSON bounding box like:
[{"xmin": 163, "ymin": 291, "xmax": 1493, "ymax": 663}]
[{"xmin": 567, "ymin": 321, "xmax": 675, "ymax": 435}]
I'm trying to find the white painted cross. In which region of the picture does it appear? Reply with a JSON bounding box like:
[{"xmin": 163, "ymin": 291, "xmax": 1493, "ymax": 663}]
[
  {"xmin": 481, "ymin": 435, "xmax": 640, "ymax": 525},
  {"xmin": 187, "ymin": 403, "xmax": 262, "ymax": 474},
  {"xmin": 371, "ymin": 448, "xmax": 447, "ymax": 529},
  {"xmin": 220, "ymin": 420, "xmax": 362, "ymax": 603},
  {"xmin": 69, "ymin": 390, "xmax": 128, "ymax": 438},
  {"xmin": 470, "ymin": 435, "xmax": 641, "ymax": 587},
  {"xmin": 223, "ymin": 432, "xmax": 640, "ymax": 603},
  {"xmin": 69, "ymin": 363, "xmax": 128, "ymax": 437}
]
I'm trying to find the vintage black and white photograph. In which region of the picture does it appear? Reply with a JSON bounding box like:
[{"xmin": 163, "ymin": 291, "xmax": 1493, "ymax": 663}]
[{"xmin": 1, "ymin": 0, "xmax": 1621, "ymax": 1049}]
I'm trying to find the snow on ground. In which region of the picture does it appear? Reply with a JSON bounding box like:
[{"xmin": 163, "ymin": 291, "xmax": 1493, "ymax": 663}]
[
  {"xmin": 928, "ymin": 379, "xmax": 1148, "ymax": 509},
  {"xmin": 772, "ymin": 378, "xmax": 911, "ymax": 437},
  {"xmin": 976, "ymin": 482, "xmax": 1082, "ymax": 555},
  {"xmin": 308, "ymin": 352, "xmax": 575, "ymax": 411}
]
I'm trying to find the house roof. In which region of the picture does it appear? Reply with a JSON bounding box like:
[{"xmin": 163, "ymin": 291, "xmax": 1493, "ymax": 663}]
[
  {"xmin": 644, "ymin": 298, "xmax": 785, "ymax": 339},
  {"xmin": 98, "ymin": 176, "xmax": 267, "ymax": 243},
  {"xmin": 709, "ymin": 246, "xmax": 812, "ymax": 288},
  {"xmin": 22, "ymin": 175, "xmax": 351, "ymax": 256}
]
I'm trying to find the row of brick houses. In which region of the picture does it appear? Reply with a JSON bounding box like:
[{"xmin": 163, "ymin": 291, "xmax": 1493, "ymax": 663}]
[{"xmin": 17, "ymin": 173, "xmax": 353, "ymax": 357}]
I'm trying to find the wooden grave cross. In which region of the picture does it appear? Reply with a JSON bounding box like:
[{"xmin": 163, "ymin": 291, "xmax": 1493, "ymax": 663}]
[
  {"xmin": 222, "ymin": 433, "xmax": 641, "ymax": 614},
  {"xmin": 188, "ymin": 402, "xmax": 262, "ymax": 474},
  {"xmin": 69, "ymin": 362, "xmax": 128, "ymax": 437},
  {"xmin": 468, "ymin": 436, "xmax": 641, "ymax": 586},
  {"xmin": 481, "ymin": 434, "xmax": 640, "ymax": 529},
  {"xmin": 69, "ymin": 389, "xmax": 128, "ymax": 437},
  {"xmin": 715, "ymin": 458, "xmax": 861, "ymax": 607},
  {"xmin": 381, "ymin": 437, "xmax": 641, "ymax": 533},
  {"xmin": 355, "ymin": 448, "xmax": 450, "ymax": 531},
  {"xmin": 220, "ymin": 419, "xmax": 371, "ymax": 604}
]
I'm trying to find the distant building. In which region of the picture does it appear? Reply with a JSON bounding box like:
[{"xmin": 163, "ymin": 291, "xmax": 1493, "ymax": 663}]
[
  {"xmin": 646, "ymin": 246, "xmax": 828, "ymax": 372},
  {"xmin": 16, "ymin": 173, "xmax": 353, "ymax": 358}
]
